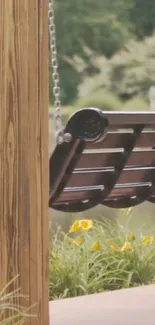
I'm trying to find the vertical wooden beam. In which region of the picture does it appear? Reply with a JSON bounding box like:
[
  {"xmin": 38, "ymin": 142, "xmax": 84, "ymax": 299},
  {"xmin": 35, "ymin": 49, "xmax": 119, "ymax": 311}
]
[{"xmin": 0, "ymin": 1, "xmax": 49, "ymax": 325}]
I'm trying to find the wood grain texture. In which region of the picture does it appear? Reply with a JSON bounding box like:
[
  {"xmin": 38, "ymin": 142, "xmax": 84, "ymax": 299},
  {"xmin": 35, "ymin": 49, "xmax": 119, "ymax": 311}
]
[{"xmin": 0, "ymin": 1, "xmax": 49, "ymax": 324}]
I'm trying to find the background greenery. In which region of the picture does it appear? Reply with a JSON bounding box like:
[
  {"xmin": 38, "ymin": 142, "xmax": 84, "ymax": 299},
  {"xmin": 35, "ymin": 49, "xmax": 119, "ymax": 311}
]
[{"xmin": 50, "ymin": 0, "xmax": 155, "ymax": 106}]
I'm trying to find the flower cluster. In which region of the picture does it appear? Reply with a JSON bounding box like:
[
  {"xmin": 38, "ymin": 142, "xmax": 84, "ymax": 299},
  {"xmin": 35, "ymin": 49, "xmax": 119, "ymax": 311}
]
[
  {"xmin": 69, "ymin": 219, "xmax": 93, "ymax": 233},
  {"xmin": 66, "ymin": 219, "xmax": 155, "ymax": 253}
]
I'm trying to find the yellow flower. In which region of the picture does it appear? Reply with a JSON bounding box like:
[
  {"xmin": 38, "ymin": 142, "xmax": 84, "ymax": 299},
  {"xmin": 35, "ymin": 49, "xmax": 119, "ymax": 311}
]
[
  {"xmin": 66, "ymin": 236, "xmax": 84, "ymax": 246},
  {"xmin": 128, "ymin": 232, "xmax": 136, "ymax": 242},
  {"xmin": 69, "ymin": 219, "xmax": 93, "ymax": 233},
  {"xmin": 120, "ymin": 207, "xmax": 132, "ymax": 216},
  {"xmin": 80, "ymin": 219, "xmax": 93, "ymax": 231},
  {"xmin": 75, "ymin": 236, "xmax": 84, "ymax": 245},
  {"xmin": 92, "ymin": 241, "xmax": 102, "ymax": 251},
  {"xmin": 121, "ymin": 242, "xmax": 132, "ymax": 252},
  {"xmin": 142, "ymin": 236, "xmax": 154, "ymax": 246},
  {"xmin": 111, "ymin": 241, "xmax": 132, "ymax": 253},
  {"xmin": 69, "ymin": 220, "xmax": 81, "ymax": 233}
]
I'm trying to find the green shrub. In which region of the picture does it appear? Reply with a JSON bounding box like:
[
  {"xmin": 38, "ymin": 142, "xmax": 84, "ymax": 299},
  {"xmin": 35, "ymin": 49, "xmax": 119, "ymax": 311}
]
[
  {"xmin": 76, "ymin": 92, "xmax": 122, "ymax": 111},
  {"xmin": 122, "ymin": 97, "xmax": 150, "ymax": 111},
  {"xmin": 109, "ymin": 35, "xmax": 155, "ymax": 100},
  {"xmin": 50, "ymin": 219, "xmax": 155, "ymax": 300},
  {"xmin": 79, "ymin": 35, "xmax": 155, "ymax": 103}
]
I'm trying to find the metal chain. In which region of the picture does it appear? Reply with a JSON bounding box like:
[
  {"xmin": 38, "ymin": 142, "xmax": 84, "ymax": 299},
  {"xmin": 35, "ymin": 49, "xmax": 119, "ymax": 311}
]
[{"xmin": 48, "ymin": 0, "xmax": 64, "ymax": 144}]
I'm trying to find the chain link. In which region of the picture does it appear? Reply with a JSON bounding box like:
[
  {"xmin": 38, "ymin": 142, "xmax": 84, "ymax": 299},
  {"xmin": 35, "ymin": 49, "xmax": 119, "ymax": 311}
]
[{"xmin": 48, "ymin": 0, "xmax": 64, "ymax": 144}]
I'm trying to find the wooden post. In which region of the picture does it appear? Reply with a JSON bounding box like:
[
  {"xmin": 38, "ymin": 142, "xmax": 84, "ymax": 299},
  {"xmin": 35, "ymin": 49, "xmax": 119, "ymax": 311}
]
[{"xmin": 0, "ymin": 1, "xmax": 49, "ymax": 325}]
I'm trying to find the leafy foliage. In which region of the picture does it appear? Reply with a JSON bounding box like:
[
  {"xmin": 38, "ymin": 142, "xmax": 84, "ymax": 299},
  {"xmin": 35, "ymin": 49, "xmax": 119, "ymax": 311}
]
[
  {"xmin": 76, "ymin": 92, "xmax": 122, "ymax": 111},
  {"xmin": 121, "ymin": 98, "xmax": 149, "ymax": 111},
  {"xmin": 109, "ymin": 36, "xmax": 155, "ymax": 100},
  {"xmin": 50, "ymin": 0, "xmax": 132, "ymax": 104},
  {"xmin": 50, "ymin": 220, "xmax": 155, "ymax": 300},
  {"xmin": 79, "ymin": 35, "xmax": 155, "ymax": 104},
  {"xmin": 129, "ymin": 0, "xmax": 155, "ymax": 38},
  {"xmin": 50, "ymin": 0, "xmax": 155, "ymax": 104}
]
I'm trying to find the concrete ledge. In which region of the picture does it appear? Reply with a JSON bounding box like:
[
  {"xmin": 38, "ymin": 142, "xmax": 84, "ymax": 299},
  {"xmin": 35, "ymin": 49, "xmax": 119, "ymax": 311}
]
[{"xmin": 50, "ymin": 285, "xmax": 155, "ymax": 325}]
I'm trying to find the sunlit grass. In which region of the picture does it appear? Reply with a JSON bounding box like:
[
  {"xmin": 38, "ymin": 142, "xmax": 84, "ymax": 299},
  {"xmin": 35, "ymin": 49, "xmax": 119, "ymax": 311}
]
[
  {"xmin": 50, "ymin": 218, "xmax": 155, "ymax": 300},
  {"xmin": 0, "ymin": 277, "xmax": 34, "ymax": 325}
]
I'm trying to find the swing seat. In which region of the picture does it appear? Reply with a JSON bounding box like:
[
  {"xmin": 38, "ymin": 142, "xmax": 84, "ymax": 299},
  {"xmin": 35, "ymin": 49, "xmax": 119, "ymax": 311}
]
[{"xmin": 49, "ymin": 108, "xmax": 155, "ymax": 212}]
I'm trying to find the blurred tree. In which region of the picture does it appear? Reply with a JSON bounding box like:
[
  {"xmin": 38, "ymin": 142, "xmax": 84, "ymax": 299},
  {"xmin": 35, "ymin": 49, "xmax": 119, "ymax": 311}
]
[
  {"xmin": 50, "ymin": 0, "xmax": 132, "ymax": 104},
  {"xmin": 109, "ymin": 35, "xmax": 155, "ymax": 100},
  {"xmin": 50, "ymin": 0, "xmax": 155, "ymax": 105},
  {"xmin": 129, "ymin": 0, "xmax": 155, "ymax": 38},
  {"xmin": 79, "ymin": 35, "xmax": 155, "ymax": 103}
]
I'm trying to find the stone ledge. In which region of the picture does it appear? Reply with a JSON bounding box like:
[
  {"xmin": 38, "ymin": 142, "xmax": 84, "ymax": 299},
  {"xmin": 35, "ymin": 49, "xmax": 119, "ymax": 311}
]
[{"xmin": 50, "ymin": 285, "xmax": 155, "ymax": 325}]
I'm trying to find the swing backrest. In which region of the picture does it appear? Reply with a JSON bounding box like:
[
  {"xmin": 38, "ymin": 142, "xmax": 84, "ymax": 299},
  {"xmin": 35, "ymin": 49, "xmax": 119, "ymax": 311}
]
[{"xmin": 49, "ymin": 109, "xmax": 155, "ymax": 212}]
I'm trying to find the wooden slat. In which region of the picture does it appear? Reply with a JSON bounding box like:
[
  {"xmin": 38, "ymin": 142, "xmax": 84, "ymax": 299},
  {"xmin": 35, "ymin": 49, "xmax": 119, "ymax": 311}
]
[
  {"xmin": 75, "ymin": 150, "xmax": 155, "ymax": 170},
  {"xmin": 57, "ymin": 189, "xmax": 99, "ymax": 202},
  {"xmin": 108, "ymin": 185, "xmax": 152, "ymax": 198},
  {"xmin": 66, "ymin": 168, "xmax": 155, "ymax": 188},
  {"xmin": 55, "ymin": 188, "xmax": 136, "ymax": 203},
  {"xmin": 118, "ymin": 168, "xmax": 154, "ymax": 185},
  {"xmin": 86, "ymin": 131, "xmax": 155, "ymax": 150},
  {"xmin": 53, "ymin": 183, "xmax": 153, "ymax": 204},
  {"xmin": 100, "ymin": 111, "xmax": 155, "ymax": 127}
]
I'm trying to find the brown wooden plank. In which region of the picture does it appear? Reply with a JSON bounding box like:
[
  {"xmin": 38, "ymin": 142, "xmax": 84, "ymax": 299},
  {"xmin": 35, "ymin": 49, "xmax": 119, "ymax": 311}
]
[
  {"xmin": 127, "ymin": 151, "xmax": 155, "ymax": 166},
  {"xmin": 54, "ymin": 188, "xmax": 136, "ymax": 203},
  {"xmin": 57, "ymin": 189, "xmax": 99, "ymax": 202},
  {"xmin": 108, "ymin": 186, "xmax": 151, "ymax": 198},
  {"xmin": 0, "ymin": 1, "xmax": 49, "ymax": 325},
  {"xmin": 86, "ymin": 131, "xmax": 155, "ymax": 150},
  {"xmin": 65, "ymin": 168, "xmax": 155, "ymax": 188},
  {"xmin": 53, "ymin": 183, "xmax": 153, "ymax": 204},
  {"xmin": 118, "ymin": 168, "xmax": 154, "ymax": 185},
  {"xmin": 100, "ymin": 111, "xmax": 155, "ymax": 127},
  {"xmin": 75, "ymin": 150, "xmax": 155, "ymax": 170}
]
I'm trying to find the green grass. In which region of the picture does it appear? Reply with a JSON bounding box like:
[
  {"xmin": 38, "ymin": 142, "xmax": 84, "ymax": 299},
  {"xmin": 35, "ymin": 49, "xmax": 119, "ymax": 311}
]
[
  {"xmin": 0, "ymin": 277, "xmax": 34, "ymax": 325},
  {"xmin": 50, "ymin": 218, "xmax": 155, "ymax": 300}
]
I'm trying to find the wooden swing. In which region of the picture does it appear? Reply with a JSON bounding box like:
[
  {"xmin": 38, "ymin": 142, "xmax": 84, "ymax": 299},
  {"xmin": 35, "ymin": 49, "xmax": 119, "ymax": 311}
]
[{"xmin": 48, "ymin": 1, "xmax": 155, "ymax": 213}]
